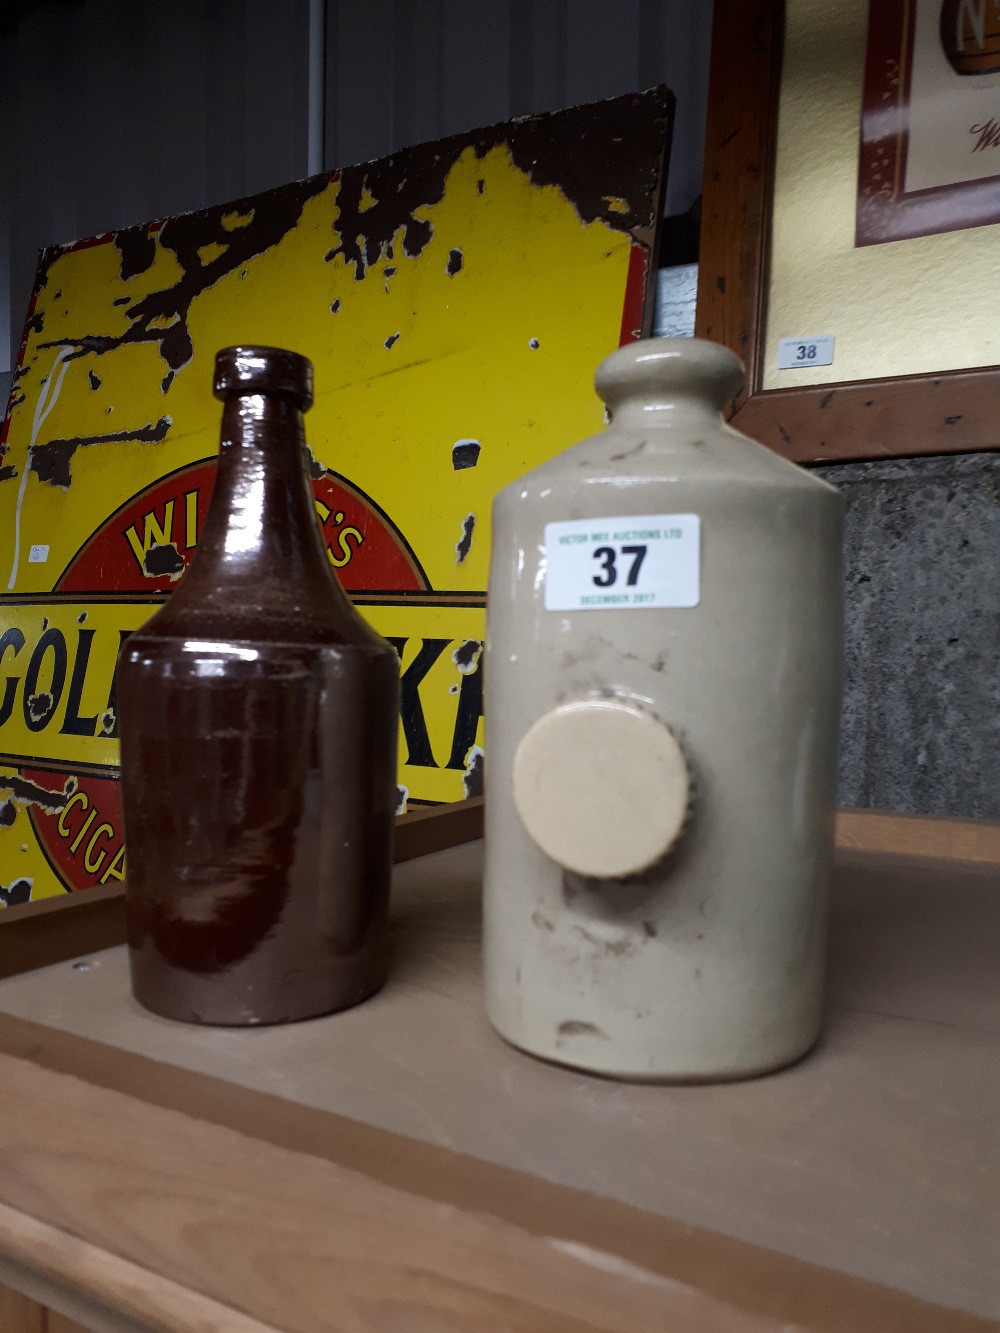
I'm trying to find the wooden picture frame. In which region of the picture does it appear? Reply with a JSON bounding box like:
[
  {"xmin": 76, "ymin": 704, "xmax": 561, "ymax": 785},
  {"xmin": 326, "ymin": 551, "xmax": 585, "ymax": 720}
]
[{"xmin": 696, "ymin": 0, "xmax": 1000, "ymax": 465}]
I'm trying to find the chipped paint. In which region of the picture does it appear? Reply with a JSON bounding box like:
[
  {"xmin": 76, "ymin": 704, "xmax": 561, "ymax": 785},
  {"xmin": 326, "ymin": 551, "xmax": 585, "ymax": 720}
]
[
  {"xmin": 36, "ymin": 178, "xmax": 328, "ymax": 382},
  {"xmin": 30, "ymin": 417, "xmax": 171, "ymax": 489},
  {"xmin": 452, "ymin": 639, "xmax": 483, "ymax": 674},
  {"xmin": 220, "ymin": 208, "xmax": 254, "ymax": 231},
  {"xmin": 0, "ymin": 876, "xmax": 32, "ymax": 908},
  {"xmin": 196, "ymin": 242, "xmax": 228, "ymax": 266},
  {"xmin": 142, "ymin": 542, "xmax": 184, "ymax": 579},
  {"xmin": 462, "ymin": 744, "xmax": 484, "ymax": 798},
  {"xmin": 321, "ymin": 93, "xmax": 667, "ymax": 289},
  {"xmin": 0, "ymin": 771, "xmax": 71, "ymax": 813},
  {"xmin": 26, "ymin": 691, "xmax": 54, "ymax": 725},
  {"xmin": 6, "ymin": 348, "xmax": 71, "ymax": 589},
  {"xmin": 451, "ymin": 439, "xmax": 480, "ymax": 470},
  {"xmin": 455, "ymin": 513, "xmax": 476, "ymax": 563}
]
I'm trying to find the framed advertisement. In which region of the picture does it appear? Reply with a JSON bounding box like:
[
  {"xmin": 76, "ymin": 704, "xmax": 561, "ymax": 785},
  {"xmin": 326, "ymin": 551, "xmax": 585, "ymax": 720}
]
[
  {"xmin": 697, "ymin": 0, "xmax": 1000, "ymax": 464},
  {"xmin": 857, "ymin": 0, "xmax": 1000, "ymax": 245}
]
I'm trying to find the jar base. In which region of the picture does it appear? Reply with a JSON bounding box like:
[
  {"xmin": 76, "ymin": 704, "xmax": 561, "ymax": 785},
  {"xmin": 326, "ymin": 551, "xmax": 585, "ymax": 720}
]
[
  {"xmin": 488, "ymin": 1019, "xmax": 822, "ymax": 1085},
  {"xmin": 129, "ymin": 954, "xmax": 386, "ymax": 1027}
]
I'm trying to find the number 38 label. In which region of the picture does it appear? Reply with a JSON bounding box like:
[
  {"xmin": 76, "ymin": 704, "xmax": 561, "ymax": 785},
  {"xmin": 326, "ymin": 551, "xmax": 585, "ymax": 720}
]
[
  {"xmin": 543, "ymin": 514, "xmax": 700, "ymax": 611},
  {"xmin": 777, "ymin": 335, "xmax": 835, "ymax": 370}
]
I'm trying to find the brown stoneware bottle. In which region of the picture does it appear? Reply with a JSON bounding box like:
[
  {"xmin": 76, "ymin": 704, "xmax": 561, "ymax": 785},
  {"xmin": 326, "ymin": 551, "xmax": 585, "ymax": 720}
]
[{"xmin": 118, "ymin": 346, "xmax": 400, "ymax": 1025}]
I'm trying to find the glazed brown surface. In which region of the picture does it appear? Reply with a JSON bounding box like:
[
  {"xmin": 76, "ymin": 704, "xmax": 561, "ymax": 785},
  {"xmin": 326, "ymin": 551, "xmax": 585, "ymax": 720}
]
[{"xmin": 117, "ymin": 346, "xmax": 399, "ymax": 1025}]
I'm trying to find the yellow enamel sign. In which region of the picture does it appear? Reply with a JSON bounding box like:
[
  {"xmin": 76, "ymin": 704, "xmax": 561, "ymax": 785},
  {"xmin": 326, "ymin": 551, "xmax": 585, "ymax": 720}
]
[{"xmin": 0, "ymin": 91, "xmax": 669, "ymax": 902}]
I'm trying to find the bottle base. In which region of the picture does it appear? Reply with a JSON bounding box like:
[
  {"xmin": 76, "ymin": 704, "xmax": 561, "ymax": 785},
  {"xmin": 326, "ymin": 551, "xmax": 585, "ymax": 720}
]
[
  {"xmin": 488, "ymin": 1019, "xmax": 822, "ymax": 1085},
  {"xmin": 129, "ymin": 956, "xmax": 386, "ymax": 1027}
]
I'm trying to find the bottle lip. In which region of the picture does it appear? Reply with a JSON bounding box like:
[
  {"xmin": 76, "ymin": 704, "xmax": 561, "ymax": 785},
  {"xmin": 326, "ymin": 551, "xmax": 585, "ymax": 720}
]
[
  {"xmin": 214, "ymin": 345, "xmax": 314, "ymax": 411},
  {"xmin": 596, "ymin": 337, "xmax": 744, "ymax": 413}
]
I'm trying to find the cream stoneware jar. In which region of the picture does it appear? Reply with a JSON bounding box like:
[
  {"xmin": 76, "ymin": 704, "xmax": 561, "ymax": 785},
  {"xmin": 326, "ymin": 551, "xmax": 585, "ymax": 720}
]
[{"xmin": 483, "ymin": 337, "xmax": 844, "ymax": 1081}]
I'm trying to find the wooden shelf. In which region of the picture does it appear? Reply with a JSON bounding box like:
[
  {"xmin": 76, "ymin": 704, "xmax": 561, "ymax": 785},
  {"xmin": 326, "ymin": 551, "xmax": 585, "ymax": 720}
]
[{"xmin": 0, "ymin": 832, "xmax": 997, "ymax": 1331}]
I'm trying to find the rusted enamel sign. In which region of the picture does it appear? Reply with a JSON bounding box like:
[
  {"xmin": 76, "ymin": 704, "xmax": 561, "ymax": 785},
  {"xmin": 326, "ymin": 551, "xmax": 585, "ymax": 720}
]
[{"xmin": 0, "ymin": 89, "xmax": 670, "ymax": 903}]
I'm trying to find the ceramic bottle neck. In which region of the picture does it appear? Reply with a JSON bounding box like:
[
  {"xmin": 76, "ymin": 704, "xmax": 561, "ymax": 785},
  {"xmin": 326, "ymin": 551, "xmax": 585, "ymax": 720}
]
[
  {"xmin": 184, "ymin": 393, "xmax": 332, "ymax": 592},
  {"xmin": 595, "ymin": 337, "xmax": 744, "ymax": 439},
  {"xmin": 158, "ymin": 391, "xmax": 361, "ymax": 646},
  {"xmin": 610, "ymin": 393, "xmax": 723, "ymax": 432},
  {"xmin": 139, "ymin": 345, "xmax": 370, "ymax": 644}
]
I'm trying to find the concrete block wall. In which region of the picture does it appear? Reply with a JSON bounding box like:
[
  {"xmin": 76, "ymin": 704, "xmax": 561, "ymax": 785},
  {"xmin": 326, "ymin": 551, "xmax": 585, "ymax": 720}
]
[{"xmin": 814, "ymin": 452, "xmax": 1000, "ymax": 820}]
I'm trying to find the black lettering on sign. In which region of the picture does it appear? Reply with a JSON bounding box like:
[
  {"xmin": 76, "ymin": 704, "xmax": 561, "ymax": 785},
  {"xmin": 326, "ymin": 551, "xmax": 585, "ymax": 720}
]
[
  {"xmin": 101, "ymin": 630, "xmax": 133, "ymax": 739},
  {"xmin": 386, "ymin": 637, "xmax": 449, "ymax": 768},
  {"xmin": 23, "ymin": 629, "xmax": 67, "ymax": 732},
  {"xmin": 447, "ymin": 646, "xmax": 483, "ymax": 770},
  {"xmin": 0, "ymin": 627, "xmax": 25, "ymax": 727},
  {"xmin": 60, "ymin": 629, "xmax": 100, "ymax": 736}
]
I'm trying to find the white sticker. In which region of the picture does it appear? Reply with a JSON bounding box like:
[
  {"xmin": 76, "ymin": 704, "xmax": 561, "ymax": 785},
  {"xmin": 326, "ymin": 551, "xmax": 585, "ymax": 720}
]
[
  {"xmin": 544, "ymin": 514, "xmax": 699, "ymax": 611},
  {"xmin": 27, "ymin": 544, "xmax": 49, "ymax": 564},
  {"xmin": 777, "ymin": 335, "xmax": 835, "ymax": 370}
]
